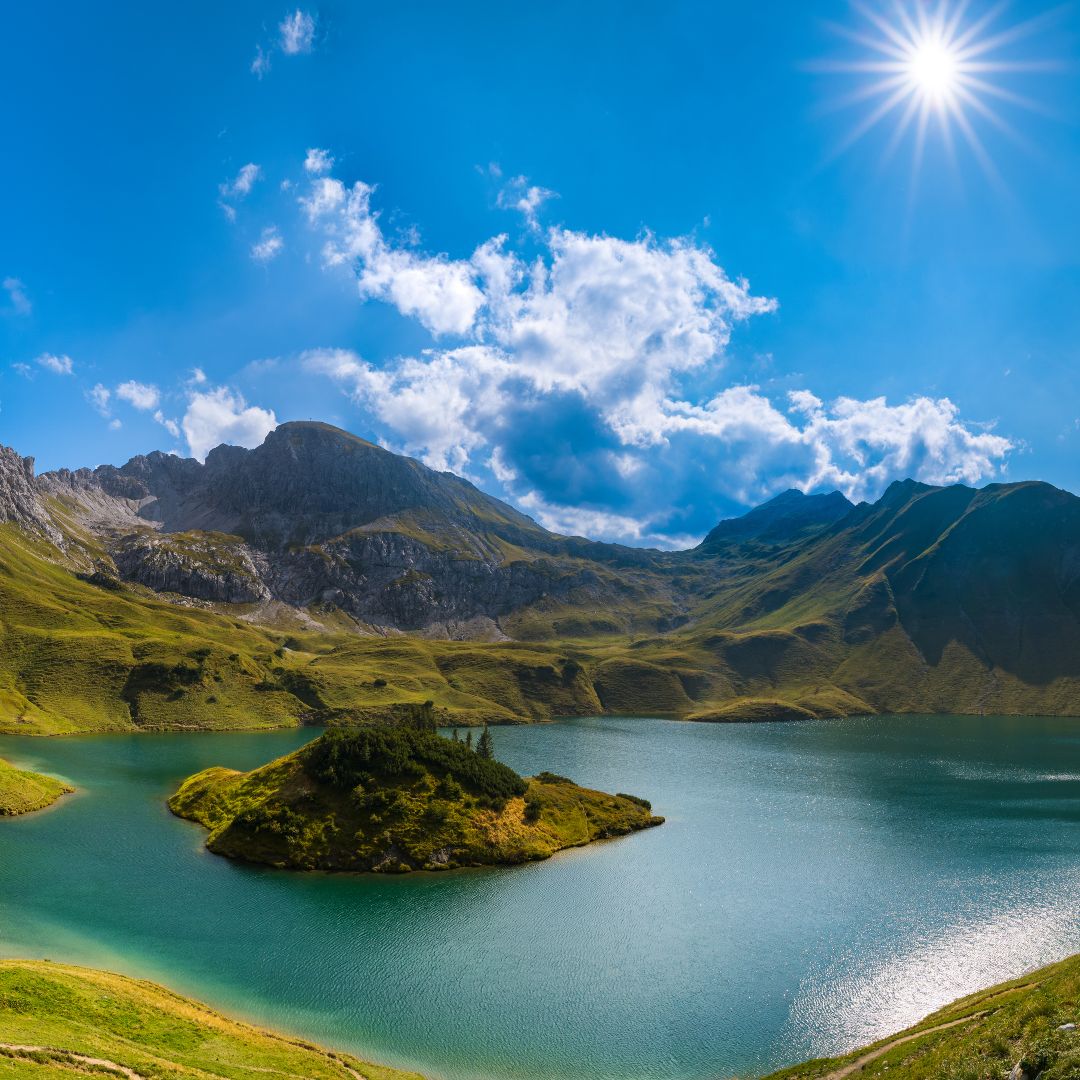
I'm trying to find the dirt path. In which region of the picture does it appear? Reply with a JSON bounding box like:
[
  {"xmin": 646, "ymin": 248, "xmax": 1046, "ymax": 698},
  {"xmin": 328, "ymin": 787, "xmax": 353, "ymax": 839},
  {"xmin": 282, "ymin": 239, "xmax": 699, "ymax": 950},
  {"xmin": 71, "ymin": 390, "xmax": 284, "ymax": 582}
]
[
  {"xmin": 820, "ymin": 1012, "xmax": 987, "ymax": 1079},
  {"xmin": 0, "ymin": 1042, "xmax": 145, "ymax": 1079}
]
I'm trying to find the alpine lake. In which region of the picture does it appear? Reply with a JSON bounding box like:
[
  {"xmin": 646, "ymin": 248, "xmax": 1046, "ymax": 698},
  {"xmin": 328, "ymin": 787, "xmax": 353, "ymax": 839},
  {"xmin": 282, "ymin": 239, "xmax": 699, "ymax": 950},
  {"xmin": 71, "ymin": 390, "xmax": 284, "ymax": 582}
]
[{"xmin": 1, "ymin": 713, "xmax": 1079, "ymax": 1080}]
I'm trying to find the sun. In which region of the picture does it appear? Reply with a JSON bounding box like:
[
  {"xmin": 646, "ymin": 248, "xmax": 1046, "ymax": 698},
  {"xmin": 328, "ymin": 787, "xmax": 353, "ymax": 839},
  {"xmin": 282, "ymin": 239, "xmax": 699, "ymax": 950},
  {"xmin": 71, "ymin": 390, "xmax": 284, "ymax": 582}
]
[
  {"xmin": 907, "ymin": 37, "xmax": 959, "ymax": 102},
  {"xmin": 816, "ymin": 1, "xmax": 1060, "ymax": 180}
]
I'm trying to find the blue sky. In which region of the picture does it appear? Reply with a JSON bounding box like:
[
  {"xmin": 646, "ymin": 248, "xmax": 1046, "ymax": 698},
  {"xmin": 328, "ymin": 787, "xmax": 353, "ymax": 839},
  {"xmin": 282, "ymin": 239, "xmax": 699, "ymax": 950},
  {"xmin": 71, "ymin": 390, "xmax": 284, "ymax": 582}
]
[{"xmin": 2, "ymin": 1, "xmax": 1078, "ymax": 545}]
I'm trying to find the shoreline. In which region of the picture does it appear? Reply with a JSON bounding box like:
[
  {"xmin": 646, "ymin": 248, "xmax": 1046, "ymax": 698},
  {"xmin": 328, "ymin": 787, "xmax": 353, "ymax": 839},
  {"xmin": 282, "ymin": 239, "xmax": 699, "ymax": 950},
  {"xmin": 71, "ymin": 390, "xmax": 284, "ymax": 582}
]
[{"xmin": 4, "ymin": 952, "xmax": 1079, "ymax": 1080}]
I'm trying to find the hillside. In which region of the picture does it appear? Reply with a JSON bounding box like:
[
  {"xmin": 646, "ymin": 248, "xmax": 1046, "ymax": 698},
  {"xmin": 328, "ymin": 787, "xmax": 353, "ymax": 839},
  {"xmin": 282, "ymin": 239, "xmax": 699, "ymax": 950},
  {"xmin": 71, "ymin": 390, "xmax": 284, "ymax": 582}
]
[
  {"xmin": 0, "ymin": 757, "xmax": 71, "ymax": 815},
  {"xmin": 766, "ymin": 952, "xmax": 1080, "ymax": 1080},
  {"xmin": 169, "ymin": 724, "xmax": 662, "ymax": 872},
  {"xmin": 4, "ymin": 426, "xmax": 1080, "ymax": 731},
  {"xmin": 679, "ymin": 479, "xmax": 1080, "ymax": 718},
  {"xmin": 0, "ymin": 959, "xmax": 419, "ymax": 1080},
  {"xmin": 0, "ymin": 518, "xmax": 606, "ymax": 735}
]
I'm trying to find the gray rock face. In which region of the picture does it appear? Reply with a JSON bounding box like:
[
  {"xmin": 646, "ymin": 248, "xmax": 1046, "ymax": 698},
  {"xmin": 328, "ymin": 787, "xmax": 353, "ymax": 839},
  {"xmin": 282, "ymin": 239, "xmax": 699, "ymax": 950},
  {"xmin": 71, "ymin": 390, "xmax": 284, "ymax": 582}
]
[
  {"xmin": 112, "ymin": 532, "xmax": 270, "ymax": 604},
  {"xmin": 262, "ymin": 530, "xmax": 615, "ymax": 630},
  {"xmin": 0, "ymin": 446, "xmax": 62, "ymax": 545}
]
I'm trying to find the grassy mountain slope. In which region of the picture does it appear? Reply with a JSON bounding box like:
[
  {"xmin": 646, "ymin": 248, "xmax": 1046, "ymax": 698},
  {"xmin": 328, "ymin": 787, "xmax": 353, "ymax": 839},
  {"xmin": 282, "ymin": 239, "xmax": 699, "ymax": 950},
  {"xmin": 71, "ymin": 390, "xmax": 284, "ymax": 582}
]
[
  {"xmin": 766, "ymin": 953, "xmax": 1080, "ymax": 1080},
  {"xmin": 676, "ymin": 479, "xmax": 1080, "ymax": 719},
  {"xmin": 0, "ymin": 516, "xmax": 854, "ymax": 731},
  {"xmin": 9, "ymin": 418, "xmax": 1080, "ymax": 729},
  {"xmin": 0, "ymin": 758, "xmax": 71, "ymax": 815},
  {"xmin": 0, "ymin": 526, "xmax": 314, "ymax": 734},
  {"xmin": 169, "ymin": 725, "xmax": 662, "ymax": 872},
  {"xmin": 0, "ymin": 522, "xmax": 658, "ymax": 733},
  {"xmin": 0, "ymin": 959, "xmax": 419, "ymax": 1080}
]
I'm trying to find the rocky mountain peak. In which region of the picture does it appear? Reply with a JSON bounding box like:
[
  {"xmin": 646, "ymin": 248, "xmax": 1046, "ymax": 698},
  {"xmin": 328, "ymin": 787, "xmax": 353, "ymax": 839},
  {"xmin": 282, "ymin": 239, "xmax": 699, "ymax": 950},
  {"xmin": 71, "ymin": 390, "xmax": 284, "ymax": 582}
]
[{"xmin": 0, "ymin": 445, "xmax": 62, "ymax": 544}]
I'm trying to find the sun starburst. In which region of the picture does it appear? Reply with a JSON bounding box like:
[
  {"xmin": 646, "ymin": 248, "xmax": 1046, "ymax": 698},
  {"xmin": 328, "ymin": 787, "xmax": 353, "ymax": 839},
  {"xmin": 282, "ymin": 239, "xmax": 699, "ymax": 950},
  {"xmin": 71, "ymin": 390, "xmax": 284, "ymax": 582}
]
[{"xmin": 816, "ymin": 1, "xmax": 1061, "ymax": 182}]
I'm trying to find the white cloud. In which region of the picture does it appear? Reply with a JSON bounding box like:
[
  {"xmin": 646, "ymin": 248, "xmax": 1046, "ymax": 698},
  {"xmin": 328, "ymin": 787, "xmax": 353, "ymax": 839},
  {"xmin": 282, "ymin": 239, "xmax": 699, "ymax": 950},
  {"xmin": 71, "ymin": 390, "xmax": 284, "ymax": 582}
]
[
  {"xmin": 182, "ymin": 386, "xmax": 277, "ymax": 461},
  {"xmin": 300, "ymin": 168, "xmax": 1013, "ymax": 543},
  {"xmin": 251, "ymin": 45, "xmax": 271, "ymax": 78},
  {"xmin": 788, "ymin": 391, "xmax": 1013, "ymax": 499},
  {"xmin": 251, "ymin": 226, "xmax": 284, "ymax": 262},
  {"xmin": 220, "ymin": 164, "xmax": 262, "ymax": 219},
  {"xmin": 189, "ymin": 367, "xmax": 207, "ymax": 385},
  {"xmin": 515, "ymin": 490, "xmax": 671, "ymax": 545},
  {"xmin": 300, "ymin": 176, "xmax": 346, "ymax": 219},
  {"xmin": 496, "ymin": 175, "xmax": 557, "ymax": 232},
  {"xmin": 301, "ymin": 179, "xmax": 494, "ymax": 336},
  {"xmin": 153, "ymin": 409, "xmax": 181, "ymax": 438},
  {"xmin": 115, "ymin": 380, "xmax": 160, "ymax": 410},
  {"xmin": 221, "ymin": 163, "xmax": 261, "ymax": 200},
  {"xmin": 12, "ymin": 362, "xmax": 32, "ymax": 378},
  {"xmin": 109, "ymin": 418, "xmax": 122, "ymax": 430},
  {"xmin": 279, "ymin": 9, "xmax": 315, "ymax": 54},
  {"xmin": 304, "ymin": 147, "xmax": 334, "ymax": 174},
  {"xmin": 36, "ymin": 353, "xmax": 73, "ymax": 375},
  {"xmin": 3, "ymin": 277, "xmax": 31, "ymax": 316},
  {"xmin": 87, "ymin": 383, "xmax": 111, "ymax": 416}
]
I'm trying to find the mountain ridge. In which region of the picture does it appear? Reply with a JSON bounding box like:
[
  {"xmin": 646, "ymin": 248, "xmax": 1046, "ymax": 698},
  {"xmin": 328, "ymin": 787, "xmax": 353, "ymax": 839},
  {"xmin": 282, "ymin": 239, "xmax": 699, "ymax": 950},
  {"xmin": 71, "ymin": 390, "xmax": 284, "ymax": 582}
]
[
  {"xmin": 4, "ymin": 421, "xmax": 1080, "ymax": 731},
  {"xmin": 31, "ymin": 421, "xmax": 680, "ymax": 637}
]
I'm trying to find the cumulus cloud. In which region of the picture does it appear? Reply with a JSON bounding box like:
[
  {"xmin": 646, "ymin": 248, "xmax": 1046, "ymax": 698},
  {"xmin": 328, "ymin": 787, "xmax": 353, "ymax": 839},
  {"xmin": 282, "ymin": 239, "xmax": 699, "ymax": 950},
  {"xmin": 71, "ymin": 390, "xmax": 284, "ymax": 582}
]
[
  {"xmin": 182, "ymin": 386, "xmax": 277, "ymax": 461},
  {"xmin": 788, "ymin": 392, "xmax": 1012, "ymax": 497},
  {"xmin": 301, "ymin": 178, "xmax": 489, "ymax": 336},
  {"xmin": 251, "ymin": 226, "xmax": 284, "ymax": 262},
  {"xmin": 279, "ymin": 9, "xmax": 315, "ymax": 54},
  {"xmin": 115, "ymin": 380, "xmax": 160, "ymax": 410},
  {"xmin": 304, "ymin": 147, "xmax": 334, "ymax": 174},
  {"xmin": 300, "ymin": 170, "xmax": 1013, "ymax": 543},
  {"xmin": 496, "ymin": 175, "xmax": 557, "ymax": 232},
  {"xmin": 87, "ymin": 383, "xmax": 111, "ymax": 416},
  {"xmin": 3, "ymin": 277, "xmax": 31, "ymax": 316},
  {"xmin": 36, "ymin": 353, "xmax": 73, "ymax": 376}
]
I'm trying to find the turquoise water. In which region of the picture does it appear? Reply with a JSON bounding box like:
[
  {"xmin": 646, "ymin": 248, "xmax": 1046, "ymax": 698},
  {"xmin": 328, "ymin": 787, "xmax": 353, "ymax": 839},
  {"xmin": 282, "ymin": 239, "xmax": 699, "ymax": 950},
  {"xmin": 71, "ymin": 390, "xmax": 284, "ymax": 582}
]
[{"xmin": 1, "ymin": 715, "xmax": 1079, "ymax": 1079}]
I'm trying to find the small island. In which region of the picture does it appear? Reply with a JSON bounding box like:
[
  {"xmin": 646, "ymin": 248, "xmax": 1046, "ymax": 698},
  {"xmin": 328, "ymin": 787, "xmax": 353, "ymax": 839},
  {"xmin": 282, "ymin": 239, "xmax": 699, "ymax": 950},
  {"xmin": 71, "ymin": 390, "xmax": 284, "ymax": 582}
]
[
  {"xmin": 169, "ymin": 723, "xmax": 663, "ymax": 872},
  {"xmin": 0, "ymin": 757, "xmax": 73, "ymax": 816}
]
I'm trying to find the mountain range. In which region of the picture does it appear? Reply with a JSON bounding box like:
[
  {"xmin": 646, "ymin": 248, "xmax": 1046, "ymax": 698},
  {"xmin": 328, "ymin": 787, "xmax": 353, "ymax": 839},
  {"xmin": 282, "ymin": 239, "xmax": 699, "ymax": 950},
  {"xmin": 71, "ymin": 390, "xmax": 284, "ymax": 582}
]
[{"xmin": 3, "ymin": 419, "xmax": 1080, "ymax": 732}]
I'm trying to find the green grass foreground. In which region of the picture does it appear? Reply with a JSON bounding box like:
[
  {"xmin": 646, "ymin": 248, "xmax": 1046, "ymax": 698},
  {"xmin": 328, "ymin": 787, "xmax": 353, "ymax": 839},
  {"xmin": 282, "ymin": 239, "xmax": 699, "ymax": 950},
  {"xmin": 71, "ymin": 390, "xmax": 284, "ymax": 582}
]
[
  {"xmin": 169, "ymin": 725, "xmax": 663, "ymax": 872},
  {"xmin": 766, "ymin": 954, "xmax": 1080, "ymax": 1080},
  {"xmin": 0, "ymin": 958, "xmax": 421, "ymax": 1079},
  {"xmin": 0, "ymin": 759, "xmax": 71, "ymax": 816},
  {"xmin": 3, "ymin": 953, "xmax": 1080, "ymax": 1080}
]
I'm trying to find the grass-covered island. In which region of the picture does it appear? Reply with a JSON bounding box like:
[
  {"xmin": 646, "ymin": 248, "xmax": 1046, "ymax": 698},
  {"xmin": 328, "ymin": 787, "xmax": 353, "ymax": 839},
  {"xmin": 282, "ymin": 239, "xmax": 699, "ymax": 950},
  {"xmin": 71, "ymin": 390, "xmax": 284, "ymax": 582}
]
[
  {"xmin": 0, "ymin": 958, "xmax": 420, "ymax": 1079},
  {"xmin": 168, "ymin": 723, "xmax": 663, "ymax": 872},
  {"xmin": 0, "ymin": 757, "xmax": 72, "ymax": 816},
  {"xmin": 765, "ymin": 953, "xmax": 1080, "ymax": 1080}
]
